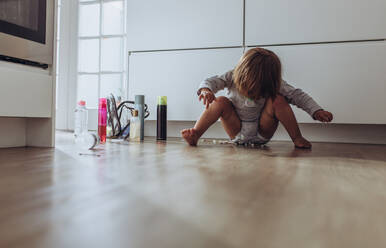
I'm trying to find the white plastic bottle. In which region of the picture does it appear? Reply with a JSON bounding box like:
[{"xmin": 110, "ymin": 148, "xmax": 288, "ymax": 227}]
[
  {"xmin": 74, "ymin": 100, "xmax": 88, "ymax": 138},
  {"xmin": 129, "ymin": 110, "xmax": 141, "ymax": 141},
  {"xmin": 76, "ymin": 132, "xmax": 99, "ymax": 150}
]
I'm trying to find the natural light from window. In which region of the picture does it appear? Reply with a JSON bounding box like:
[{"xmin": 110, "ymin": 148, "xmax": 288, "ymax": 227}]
[{"xmin": 77, "ymin": 0, "xmax": 127, "ymax": 109}]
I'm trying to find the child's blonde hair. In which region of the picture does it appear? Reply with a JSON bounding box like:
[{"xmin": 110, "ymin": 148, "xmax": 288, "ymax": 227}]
[{"xmin": 233, "ymin": 48, "xmax": 282, "ymax": 100}]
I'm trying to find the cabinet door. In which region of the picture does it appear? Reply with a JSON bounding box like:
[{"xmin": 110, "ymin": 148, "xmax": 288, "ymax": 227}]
[
  {"xmin": 129, "ymin": 48, "xmax": 243, "ymax": 120},
  {"xmin": 0, "ymin": 65, "xmax": 52, "ymax": 118},
  {"xmin": 246, "ymin": 0, "xmax": 386, "ymax": 46},
  {"xmin": 127, "ymin": 0, "xmax": 243, "ymax": 51},
  {"xmin": 258, "ymin": 41, "xmax": 386, "ymax": 124}
]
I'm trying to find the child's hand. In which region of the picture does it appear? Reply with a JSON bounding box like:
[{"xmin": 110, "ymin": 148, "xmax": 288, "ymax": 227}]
[
  {"xmin": 199, "ymin": 88, "xmax": 216, "ymax": 109},
  {"xmin": 313, "ymin": 110, "xmax": 333, "ymax": 122}
]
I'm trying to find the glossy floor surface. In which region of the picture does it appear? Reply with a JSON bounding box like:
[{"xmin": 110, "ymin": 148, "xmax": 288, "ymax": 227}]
[{"xmin": 0, "ymin": 132, "xmax": 386, "ymax": 248}]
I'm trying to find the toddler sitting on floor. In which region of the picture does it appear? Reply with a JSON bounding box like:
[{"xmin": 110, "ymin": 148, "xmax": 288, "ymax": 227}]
[{"xmin": 181, "ymin": 48, "xmax": 333, "ymax": 148}]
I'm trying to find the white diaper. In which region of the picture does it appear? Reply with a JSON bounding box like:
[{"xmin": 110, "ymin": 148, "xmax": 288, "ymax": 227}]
[{"xmin": 231, "ymin": 120, "xmax": 270, "ymax": 145}]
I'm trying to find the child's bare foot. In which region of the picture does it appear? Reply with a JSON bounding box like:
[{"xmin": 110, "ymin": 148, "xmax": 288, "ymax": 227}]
[
  {"xmin": 181, "ymin": 128, "xmax": 199, "ymax": 146},
  {"xmin": 293, "ymin": 136, "xmax": 312, "ymax": 149}
]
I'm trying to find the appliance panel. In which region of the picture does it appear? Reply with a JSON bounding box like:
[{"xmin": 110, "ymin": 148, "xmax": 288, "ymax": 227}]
[{"xmin": 0, "ymin": 0, "xmax": 53, "ymax": 65}]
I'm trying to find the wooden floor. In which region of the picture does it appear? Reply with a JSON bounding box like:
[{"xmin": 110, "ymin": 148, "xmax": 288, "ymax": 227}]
[{"xmin": 0, "ymin": 132, "xmax": 386, "ymax": 248}]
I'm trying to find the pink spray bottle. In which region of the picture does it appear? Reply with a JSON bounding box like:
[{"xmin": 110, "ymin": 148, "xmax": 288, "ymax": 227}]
[{"xmin": 98, "ymin": 98, "xmax": 107, "ymax": 144}]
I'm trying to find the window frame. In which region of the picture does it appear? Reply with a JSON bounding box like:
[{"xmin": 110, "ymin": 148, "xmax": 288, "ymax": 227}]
[
  {"xmin": 77, "ymin": 0, "xmax": 127, "ymax": 110},
  {"xmin": 57, "ymin": 0, "xmax": 127, "ymax": 130}
]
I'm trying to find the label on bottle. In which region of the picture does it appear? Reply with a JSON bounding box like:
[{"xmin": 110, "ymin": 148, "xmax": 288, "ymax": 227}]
[
  {"xmin": 98, "ymin": 110, "xmax": 107, "ymax": 125},
  {"xmin": 157, "ymin": 105, "xmax": 167, "ymax": 140}
]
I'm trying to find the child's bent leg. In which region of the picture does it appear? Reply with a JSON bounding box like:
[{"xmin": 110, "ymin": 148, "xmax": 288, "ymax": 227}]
[
  {"xmin": 259, "ymin": 95, "xmax": 311, "ymax": 149},
  {"xmin": 181, "ymin": 96, "xmax": 241, "ymax": 146}
]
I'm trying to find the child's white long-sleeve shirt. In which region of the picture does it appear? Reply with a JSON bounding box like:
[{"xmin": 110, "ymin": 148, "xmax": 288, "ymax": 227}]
[{"xmin": 198, "ymin": 70, "xmax": 323, "ymax": 121}]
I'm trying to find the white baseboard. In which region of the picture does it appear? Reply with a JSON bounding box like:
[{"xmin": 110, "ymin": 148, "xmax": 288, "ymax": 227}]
[
  {"xmin": 144, "ymin": 120, "xmax": 386, "ymax": 145},
  {"xmin": 61, "ymin": 121, "xmax": 386, "ymax": 145}
]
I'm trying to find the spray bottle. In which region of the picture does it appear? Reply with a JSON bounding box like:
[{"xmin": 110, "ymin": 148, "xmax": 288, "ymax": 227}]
[
  {"xmin": 129, "ymin": 110, "xmax": 140, "ymax": 141},
  {"xmin": 135, "ymin": 95, "xmax": 145, "ymax": 141},
  {"xmin": 157, "ymin": 96, "xmax": 167, "ymax": 140},
  {"xmin": 98, "ymin": 98, "xmax": 107, "ymax": 144}
]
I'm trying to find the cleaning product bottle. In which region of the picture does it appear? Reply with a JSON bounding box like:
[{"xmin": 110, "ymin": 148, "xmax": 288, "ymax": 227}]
[
  {"xmin": 98, "ymin": 98, "xmax": 107, "ymax": 144},
  {"xmin": 106, "ymin": 98, "xmax": 113, "ymax": 138},
  {"xmin": 121, "ymin": 108, "xmax": 131, "ymax": 139},
  {"xmin": 157, "ymin": 96, "xmax": 167, "ymax": 140},
  {"xmin": 74, "ymin": 100, "xmax": 88, "ymax": 138},
  {"xmin": 129, "ymin": 110, "xmax": 140, "ymax": 141},
  {"xmin": 135, "ymin": 95, "xmax": 145, "ymax": 141}
]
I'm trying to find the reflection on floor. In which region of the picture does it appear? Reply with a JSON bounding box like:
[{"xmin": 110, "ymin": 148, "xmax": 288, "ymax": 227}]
[{"xmin": 0, "ymin": 131, "xmax": 386, "ymax": 248}]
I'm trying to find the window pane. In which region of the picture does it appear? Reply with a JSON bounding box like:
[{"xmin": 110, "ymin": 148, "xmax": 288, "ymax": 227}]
[
  {"xmin": 79, "ymin": 4, "xmax": 100, "ymax": 37},
  {"xmin": 101, "ymin": 37, "xmax": 123, "ymax": 72},
  {"xmin": 78, "ymin": 75, "xmax": 99, "ymax": 109},
  {"xmin": 100, "ymin": 74, "xmax": 123, "ymax": 99},
  {"xmin": 78, "ymin": 39, "xmax": 99, "ymax": 72},
  {"xmin": 102, "ymin": 1, "xmax": 124, "ymax": 35}
]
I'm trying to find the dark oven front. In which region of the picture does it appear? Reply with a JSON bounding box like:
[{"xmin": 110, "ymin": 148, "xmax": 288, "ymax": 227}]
[{"xmin": 0, "ymin": 0, "xmax": 46, "ymax": 44}]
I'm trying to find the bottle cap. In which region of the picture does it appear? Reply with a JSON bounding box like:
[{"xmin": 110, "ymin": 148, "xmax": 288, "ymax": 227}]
[
  {"xmin": 157, "ymin": 96, "xmax": 167, "ymax": 105},
  {"xmin": 78, "ymin": 100, "xmax": 86, "ymax": 106},
  {"xmin": 132, "ymin": 110, "xmax": 138, "ymax": 117},
  {"xmin": 135, "ymin": 95, "xmax": 145, "ymax": 105}
]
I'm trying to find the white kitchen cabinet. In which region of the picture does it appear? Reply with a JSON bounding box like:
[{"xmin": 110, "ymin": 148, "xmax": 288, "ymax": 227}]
[
  {"xmin": 128, "ymin": 48, "xmax": 243, "ymax": 120},
  {"xmin": 127, "ymin": 0, "xmax": 243, "ymax": 51},
  {"xmin": 0, "ymin": 65, "xmax": 52, "ymax": 118},
  {"xmin": 130, "ymin": 42, "xmax": 386, "ymax": 124},
  {"xmin": 246, "ymin": 0, "xmax": 386, "ymax": 46},
  {"xmin": 257, "ymin": 41, "xmax": 386, "ymax": 124}
]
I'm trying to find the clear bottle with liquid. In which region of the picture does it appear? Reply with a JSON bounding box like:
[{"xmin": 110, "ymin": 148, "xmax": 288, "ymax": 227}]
[
  {"xmin": 129, "ymin": 110, "xmax": 141, "ymax": 141},
  {"xmin": 74, "ymin": 100, "xmax": 88, "ymax": 138},
  {"xmin": 76, "ymin": 132, "xmax": 99, "ymax": 150}
]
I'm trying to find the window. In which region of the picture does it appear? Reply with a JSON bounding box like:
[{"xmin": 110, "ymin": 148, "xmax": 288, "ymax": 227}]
[{"xmin": 77, "ymin": 0, "xmax": 127, "ymax": 109}]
